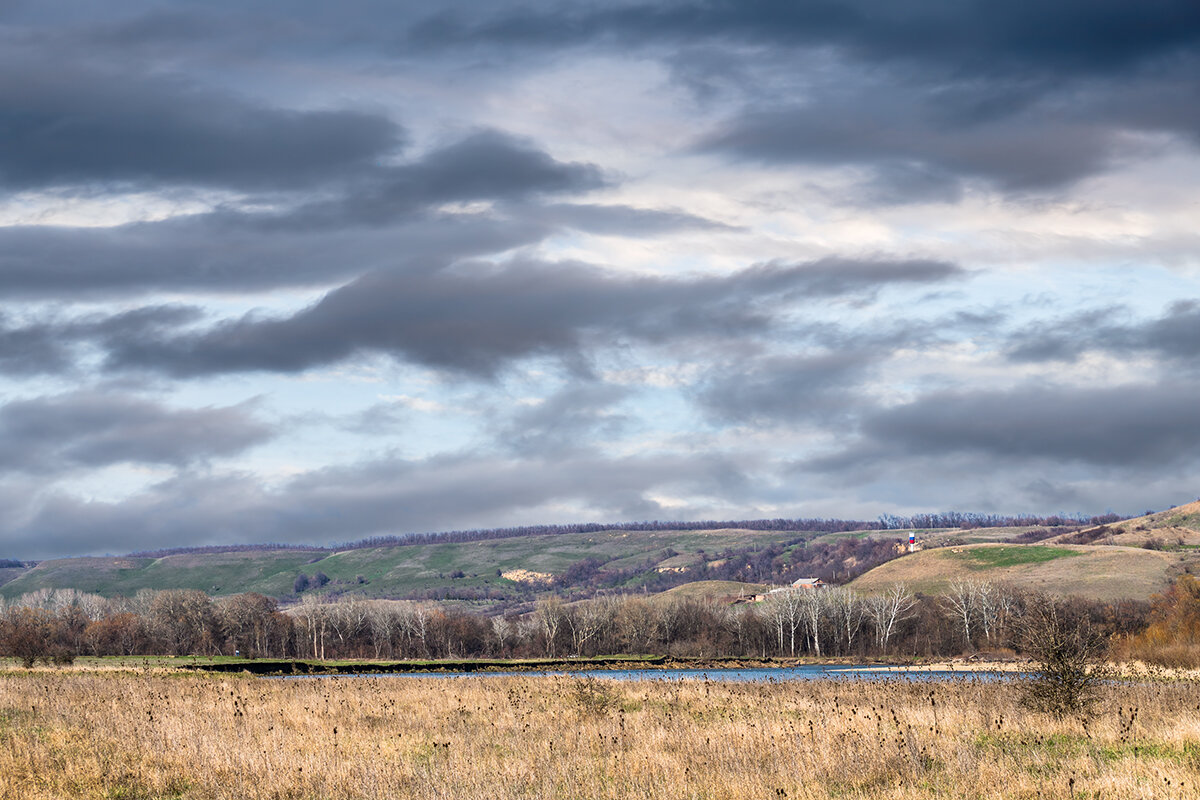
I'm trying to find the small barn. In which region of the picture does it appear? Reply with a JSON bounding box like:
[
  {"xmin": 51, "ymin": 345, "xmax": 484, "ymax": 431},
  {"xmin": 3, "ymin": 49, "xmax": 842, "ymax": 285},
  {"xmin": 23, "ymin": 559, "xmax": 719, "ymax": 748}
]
[{"xmin": 790, "ymin": 577, "xmax": 825, "ymax": 590}]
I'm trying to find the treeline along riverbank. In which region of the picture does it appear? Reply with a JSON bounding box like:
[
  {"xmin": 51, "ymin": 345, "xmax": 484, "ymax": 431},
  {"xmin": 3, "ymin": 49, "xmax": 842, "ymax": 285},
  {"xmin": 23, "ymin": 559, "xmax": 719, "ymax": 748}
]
[{"xmin": 4, "ymin": 576, "xmax": 1195, "ymax": 667}]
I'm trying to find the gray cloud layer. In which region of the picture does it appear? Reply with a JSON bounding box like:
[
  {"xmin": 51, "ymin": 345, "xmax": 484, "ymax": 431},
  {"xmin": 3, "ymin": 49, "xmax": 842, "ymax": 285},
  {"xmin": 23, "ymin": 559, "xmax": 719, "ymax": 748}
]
[
  {"xmin": 0, "ymin": 392, "xmax": 273, "ymax": 474},
  {"xmin": 0, "ymin": 1, "xmax": 1197, "ymax": 556},
  {"xmin": 100, "ymin": 257, "xmax": 961, "ymax": 378},
  {"xmin": 812, "ymin": 380, "xmax": 1200, "ymax": 470},
  {"xmin": 409, "ymin": 1, "xmax": 1200, "ymax": 76},
  {"xmin": 0, "ymin": 60, "xmax": 402, "ymax": 191},
  {"xmin": 1007, "ymin": 301, "xmax": 1200, "ymax": 365},
  {"xmin": 3, "ymin": 449, "xmax": 757, "ymax": 557}
]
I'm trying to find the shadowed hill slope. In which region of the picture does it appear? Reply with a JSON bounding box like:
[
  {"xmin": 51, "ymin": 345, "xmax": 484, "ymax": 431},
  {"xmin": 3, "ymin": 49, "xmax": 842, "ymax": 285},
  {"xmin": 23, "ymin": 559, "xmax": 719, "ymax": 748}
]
[{"xmin": 1066, "ymin": 500, "xmax": 1200, "ymax": 548}]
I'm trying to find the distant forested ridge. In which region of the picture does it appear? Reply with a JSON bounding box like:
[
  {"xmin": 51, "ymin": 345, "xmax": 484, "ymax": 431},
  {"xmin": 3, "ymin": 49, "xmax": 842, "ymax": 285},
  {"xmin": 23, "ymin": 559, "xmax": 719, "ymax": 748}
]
[{"xmin": 126, "ymin": 511, "xmax": 1126, "ymax": 558}]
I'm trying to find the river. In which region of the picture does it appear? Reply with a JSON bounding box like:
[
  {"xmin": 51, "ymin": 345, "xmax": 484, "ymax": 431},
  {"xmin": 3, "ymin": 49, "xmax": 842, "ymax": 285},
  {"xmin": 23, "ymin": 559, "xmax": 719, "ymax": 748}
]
[{"xmin": 272, "ymin": 664, "xmax": 1026, "ymax": 682}]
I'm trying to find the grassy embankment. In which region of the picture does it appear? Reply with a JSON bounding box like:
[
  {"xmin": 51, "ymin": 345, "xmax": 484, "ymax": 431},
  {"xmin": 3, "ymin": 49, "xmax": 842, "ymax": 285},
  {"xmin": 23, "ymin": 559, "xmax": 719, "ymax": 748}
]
[
  {"xmin": 1, "ymin": 669, "xmax": 1198, "ymax": 799},
  {"xmin": 14, "ymin": 654, "xmax": 913, "ymax": 675}
]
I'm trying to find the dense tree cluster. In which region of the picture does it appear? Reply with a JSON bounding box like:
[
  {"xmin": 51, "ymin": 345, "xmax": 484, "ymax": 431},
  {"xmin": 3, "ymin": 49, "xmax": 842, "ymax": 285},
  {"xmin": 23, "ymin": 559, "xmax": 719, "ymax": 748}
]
[
  {"xmin": 1118, "ymin": 575, "xmax": 1200, "ymax": 667},
  {"xmin": 876, "ymin": 512, "xmax": 1125, "ymax": 530},
  {"xmin": 0, "ymin": 583, "xmax": 1151, "ymax": 665}
]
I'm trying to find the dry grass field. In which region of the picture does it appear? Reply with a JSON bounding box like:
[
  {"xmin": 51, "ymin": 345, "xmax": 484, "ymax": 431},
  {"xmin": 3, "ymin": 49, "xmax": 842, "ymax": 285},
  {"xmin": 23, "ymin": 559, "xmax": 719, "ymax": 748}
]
[
  {"xmin": 850, "ymin": 543, "xmax": 1190, "ymax": 602},
  {"xmin": 1, "ymin": 668, "xmax": 1198, "ymax": 800}
]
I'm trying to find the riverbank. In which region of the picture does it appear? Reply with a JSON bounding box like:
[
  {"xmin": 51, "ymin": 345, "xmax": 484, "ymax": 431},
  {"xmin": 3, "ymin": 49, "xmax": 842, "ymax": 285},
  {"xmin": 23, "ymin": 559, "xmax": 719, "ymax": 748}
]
[
  {"xmin": 6, "ymin": 653, "xmax": 1197, "ymax": 681},
  {"xmin": 2, "ymin": 653, "xmax": 1024, "ymax": 676}
]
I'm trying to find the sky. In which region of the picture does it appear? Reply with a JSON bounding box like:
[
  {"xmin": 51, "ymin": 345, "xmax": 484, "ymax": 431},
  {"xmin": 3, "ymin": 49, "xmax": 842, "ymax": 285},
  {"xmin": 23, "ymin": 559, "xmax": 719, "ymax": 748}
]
[{"xmin": 2, "ymin": 1, "xmax": 1200, "ymax": 558}]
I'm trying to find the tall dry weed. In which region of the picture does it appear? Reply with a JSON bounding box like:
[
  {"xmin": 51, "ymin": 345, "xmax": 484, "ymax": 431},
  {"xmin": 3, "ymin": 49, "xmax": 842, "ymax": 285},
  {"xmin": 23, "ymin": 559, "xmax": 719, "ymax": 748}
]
[{"xmin": 0, "ymin": 669, "xmax": 1197, "ymax": 799}]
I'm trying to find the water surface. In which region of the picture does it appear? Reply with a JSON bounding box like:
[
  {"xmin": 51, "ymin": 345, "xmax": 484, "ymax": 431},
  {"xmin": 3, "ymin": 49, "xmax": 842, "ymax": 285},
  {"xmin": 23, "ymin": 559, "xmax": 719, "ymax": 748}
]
[{"xmin": 275, "ymin": 665, "xmax": 1024, "ymax": 682}]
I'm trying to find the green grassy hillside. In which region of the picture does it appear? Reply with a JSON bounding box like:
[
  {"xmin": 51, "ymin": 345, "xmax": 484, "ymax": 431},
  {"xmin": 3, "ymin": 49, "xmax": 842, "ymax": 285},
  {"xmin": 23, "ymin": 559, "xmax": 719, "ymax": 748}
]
[{"xmin": 0, "ymin": 528, "xmax": 802, "ymax": 603}]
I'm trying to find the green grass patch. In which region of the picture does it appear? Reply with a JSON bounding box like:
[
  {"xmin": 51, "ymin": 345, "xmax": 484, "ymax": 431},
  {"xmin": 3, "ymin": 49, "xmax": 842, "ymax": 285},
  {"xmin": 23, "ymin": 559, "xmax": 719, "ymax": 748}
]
[
  {"xmin": 976, "ymin": 731, "xmax": 1200, "ymax": 767},
  {"xmin": 1165, "ymin": 512, "xmax": 1200, "ymax": 529},
  {"xmin": 947, "ymin": 545, "xmax": 1083, "ymax": 570}
]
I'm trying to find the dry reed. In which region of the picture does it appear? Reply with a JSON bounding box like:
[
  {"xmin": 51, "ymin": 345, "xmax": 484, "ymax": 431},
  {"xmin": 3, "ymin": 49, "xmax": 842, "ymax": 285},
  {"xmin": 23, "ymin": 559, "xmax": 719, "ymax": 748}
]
[{"xmin": 0, "ymin": 667, "xmax": 1197, "ymax": 799}]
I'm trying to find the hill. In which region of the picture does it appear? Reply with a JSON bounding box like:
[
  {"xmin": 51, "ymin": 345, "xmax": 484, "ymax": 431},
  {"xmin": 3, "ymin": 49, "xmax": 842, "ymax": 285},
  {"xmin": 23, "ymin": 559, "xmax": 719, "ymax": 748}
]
[
  {"xmin": 1058, "ymin": 501, "xmax": 1200, "ymax": 548},
  {"xmin": 652, "ymin": 580, "xmax": 768, "ymax": 603},
  {"xmin": 0, "ymin": 528, "xmax": 807, "ymax": 605},
  {"xmin": 849, "ymin": 542, "xmax": 1193, "ymax": 602},
  {"xmin": 5, "ymin": 501, "xmax": 1195, "ymax": 605}
]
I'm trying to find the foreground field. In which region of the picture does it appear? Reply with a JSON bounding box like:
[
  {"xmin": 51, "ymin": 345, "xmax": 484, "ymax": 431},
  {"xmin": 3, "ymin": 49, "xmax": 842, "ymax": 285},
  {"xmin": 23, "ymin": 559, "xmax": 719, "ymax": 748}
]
[{"xmin": 1, "ymin": 671, "xmax": 1198, "ymax": 799}]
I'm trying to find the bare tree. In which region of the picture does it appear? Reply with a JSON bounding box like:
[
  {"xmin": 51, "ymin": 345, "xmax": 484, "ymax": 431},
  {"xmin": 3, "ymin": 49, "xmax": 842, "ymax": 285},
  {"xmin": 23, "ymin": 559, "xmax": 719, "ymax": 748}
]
[
  {"xmin": 797, "ymin": 588, "xmax": 826, "ymax": 657},
  {"xmin": 1017, "ymin": 595, "xmax": 1108, "ymax": 717},
  {"xmin": 721, "ymin": 604, "xmax": 755, "ymax": 655},
  {"xmin": 653, "ymin": 600, "xmax": 684, "ymax": 651},
  {"xmin": 536, "ymin": 597, "xmax": 565, "ymax": 657},
  {"xmin": 763, "ymin": 590, "xmax": 806, "ymax": 656},
  {"xmin": 328, "ymin": 598, "xmax": 369, "ymax": 657},
  {"xmin": 397, "ymin": 603, "xmax": 433, "ymax": 658},
  {"xmin": 365, "ymin": 601, "xmax": 401, "ymax": 659},
  {"xmin": 218, "ymin": 593, "xmax": 280, "ymax": 657},
  {"xmin": 612, "ymin": 596, "xmax": 657, "ymax": 653},
  {"xmin": 491, "ymin": 615, "xmax": 517, "ymax": 657},
  {"xmin": 566, "ymin": 596, "xmax": 615, "ymax": 657},
  {"xmin": 994, "ymin": 583, "xmax": 1019, "ymax": 646},
  {"xmin": 864, "ymin": 584, "xmax": 917, "ymax": 654},
  {"xmin": 148, "ymin": 590, "xmax": 217, "ymax": 656},
  {"xmin": 942, "ymin": 580, "xmax": 978, "ymax": 650},
  {"xmin": 974, "ymin": 581, "xmax": 1003, "ymax": 645},
  {"xmin": 826, "ymin": 587, "xmax": 864, "ymax": 655},
  {"xmin": 0, "ymin": 606, "xmax": 54, "ymax": 667},
  {"xmin": 294, "ymin": 595, "xmax": 329, "ymax": 659}
]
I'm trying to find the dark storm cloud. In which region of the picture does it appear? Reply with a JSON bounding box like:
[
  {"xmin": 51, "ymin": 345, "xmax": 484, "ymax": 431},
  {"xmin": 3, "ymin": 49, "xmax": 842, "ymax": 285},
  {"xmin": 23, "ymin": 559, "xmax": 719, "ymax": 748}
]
[
  {"xmin": 0, "ymin": 194, "xmax": 714, "ymax": 299},
  {"xmin": 24, "ymin": 0, "xmax": 1199, "ymax": 80},
  {"xmin": 0, "ymin": 60, "xmax": 402, "ymax": 192},
  {"xmin": 1006, "ymin": 301, "xmax": 1200, "ymax": 364},
  {"xmin": 406, "ymin": 1, "xmax": 1200, "ymax": 198},
  {"xmin": 0, "ymin": 130, "xmax": 626, "ymax": 299},
  {"xmin": 257, "ymin": 130, "xmax": 607, "ymax": 229},
  {"xmin": 699, "ymin": 86, "xmax": 1120, "ymax": 193},
  {"xmin": 102, "ymin": 257, "xmax": 961, "ymax": 378},
  {"xmin": 812, "ymin": 381, "xmax": 1200, "ymax": 471},
  {"xmin": 0, "ymin": 213, "xmax": 550, "ymax": 298},
  {"xmin": 0, "ymin": 305, "xmax": 202, "ymax": 376},
  {"xmin": 0, "ymin": 314, "xmax": 75, "ymax": 375},
  {"xmin": 408, "ymin": 1, "xmax": 1200, "ymax": 76},
  {"xmin": 3, "ymin": 449, "xmax": 759, "ymax": 556},
  {"xmin": 0, "ymin": 392, "xmax": 273, "ymax": 474}
]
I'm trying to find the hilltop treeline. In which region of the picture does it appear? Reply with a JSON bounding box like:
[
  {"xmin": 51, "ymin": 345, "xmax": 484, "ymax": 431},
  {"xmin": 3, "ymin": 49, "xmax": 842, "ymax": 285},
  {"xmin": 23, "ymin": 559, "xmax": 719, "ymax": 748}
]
[
  {"xmin": 876, "ymin": 512, "xmax": 1125, "ymax": 530},
  {"xmin": 122, "ymin": 511, "xmax": 1128, "ymax": 560},
  {"xmin": 0, "ymin": 582, "xmax": 1160, "ymax": 666}
]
